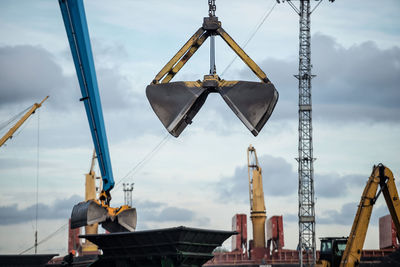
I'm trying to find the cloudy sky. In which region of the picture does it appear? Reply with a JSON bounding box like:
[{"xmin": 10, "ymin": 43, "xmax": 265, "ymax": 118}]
[{"xmin": 0, "ymin": 0, "xmax": 399, "ymax": 256}]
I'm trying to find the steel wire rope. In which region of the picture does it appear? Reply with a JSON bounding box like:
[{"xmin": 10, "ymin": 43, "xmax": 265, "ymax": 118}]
[
  {"xmin": 221, "ymin": 1, "xmax": 277, "ymax": 76},
  {"xmin": 34, "ymin": 109, "xmax": 40, "ymax": 253},
  {"xmin": 0, "ymin": 106, "xmax": 31, "ymax": 132},
  {"xmin": 7, "ymin": 113, "xmax": 34, "ymax": 141},
  {"xmin": 19, "ymin": 222, "xmax": 68, "ymax": 255},
  {"xmin": 114, "ymin": 133, "xmax": 170, "ymax": 190}
]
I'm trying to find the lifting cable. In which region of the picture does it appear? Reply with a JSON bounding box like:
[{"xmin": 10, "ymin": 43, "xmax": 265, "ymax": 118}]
[
  {"xmin": 7, "ymin": 114, "xmax": 33, "ymax": 141},
  {"xmin": 19, "ymin": 222, "xmax": 68, "ymax": 255},
  {"xmin": 34, "ymin": 110, "xmax": 40, "ymax": 254},
  {"xmin": 221, "ymin": 1, "xmax": 277, "ymax": 76},
  {"xmin": 0, "ymin": 106, "xmax": 31, "ymax": 133},
  {"xmin": 114, "ymin": 1, "xmax": 277, "ymax": 189},
  {"xmin": 114, "ymin": 133, "xmax": 170, "ymax": 190}
]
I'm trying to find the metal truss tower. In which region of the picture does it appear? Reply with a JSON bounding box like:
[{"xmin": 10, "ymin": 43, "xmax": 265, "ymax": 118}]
[{"xmin": 277, "ymin": 1, "xmax": 334, "ymax": 266}]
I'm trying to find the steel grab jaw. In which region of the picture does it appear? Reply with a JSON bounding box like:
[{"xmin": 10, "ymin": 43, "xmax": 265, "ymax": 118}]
[
  {"xmin": 218, "ymin": 80, "xmax": 278, "ymax": 136},
  {"xmin": 70, "ymin": 200, "xmax": 137, "ymax": 233},
  {"xmin": 146, "ymin": 81, "xmax": 208, "ymax": 137},
  {"xmin": 146, "ymin": 75, "xmax": 278, "ymax": 137}
]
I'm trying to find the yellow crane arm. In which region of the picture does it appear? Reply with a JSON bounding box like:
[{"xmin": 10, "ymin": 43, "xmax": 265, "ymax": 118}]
[
  {"xmin": 340, "ymin": 164, "xmax": 400, "ymax": 267},
  {"xmin": 247, "ymin": 145, "xmax": 266, "ymax": 248},
  {"xmin": 0, "ymin": 96, "xmax": 49, "ymax": 147}
]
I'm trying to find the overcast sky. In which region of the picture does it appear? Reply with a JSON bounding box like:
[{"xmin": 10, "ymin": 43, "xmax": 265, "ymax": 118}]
[{"xmin": 0, "ymin": 0, "xmax": 399, "ymax": 256}]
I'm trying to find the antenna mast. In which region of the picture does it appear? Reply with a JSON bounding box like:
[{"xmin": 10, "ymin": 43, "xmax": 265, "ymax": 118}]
[{"xmin": 277, "ymin": 1, "xmax": 334, "ymax": 266}]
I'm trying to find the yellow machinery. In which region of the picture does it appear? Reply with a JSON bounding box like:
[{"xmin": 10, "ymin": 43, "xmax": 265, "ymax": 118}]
[
  {"xmin": 317, "ymin": 164, "xmax": 400, "ymax": 267},
  {"xmin": 81, "ymin": 150, "xmax": 99, "ymax": 253},
  {"xmin": 247, "ymin": 145, "xmax": 267, "ymax": 248},
  {"xmin": 0, "ymin": 96, "xmax": 48, "ymax": 147}
]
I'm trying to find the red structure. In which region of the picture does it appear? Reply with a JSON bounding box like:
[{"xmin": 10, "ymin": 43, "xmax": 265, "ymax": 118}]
[
  {"xmin": 231, "ymin": 214, "xmax": 247, "ymax": 256},
  {"xmin": 68, "ymin": 219, "xmax": 81, "ymax": 255},
  {"xmin": 267, "ymin": 216, "xmax": 284, "ymax": 255},
  {"xmin": 379, "ymin": 214, "xmax": 399, "ymax": 249}
]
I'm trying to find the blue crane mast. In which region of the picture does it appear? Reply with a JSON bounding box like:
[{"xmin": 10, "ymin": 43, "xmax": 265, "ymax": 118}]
[{"xmin": 59, "ymin": 0, "xmax": 136, "ymax": 233}]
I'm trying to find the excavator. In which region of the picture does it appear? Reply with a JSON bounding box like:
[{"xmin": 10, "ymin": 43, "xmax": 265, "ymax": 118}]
[
  {"xmin": 0, "ymin": 96, "xmax": 48, "ymax": 147},
  {"xmin": 58, "ymin": 0, "xmax": 136, "ymax": 233},
  {"xmin": 317, "ymin": 164, "xmax": 400, "ymax": 267}
]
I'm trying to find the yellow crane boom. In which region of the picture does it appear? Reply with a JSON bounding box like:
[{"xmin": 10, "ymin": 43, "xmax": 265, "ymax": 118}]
[
  {"xmin": 0, "ymin": 96, "xmax": 49, "ymax": 147},
  {"xmin": 247, "ymin": 145, "xmax": 266, "ymax": 248},
  {"xmin": 82, "ymin": 149, "xmax": 100, "ymax": 253}
]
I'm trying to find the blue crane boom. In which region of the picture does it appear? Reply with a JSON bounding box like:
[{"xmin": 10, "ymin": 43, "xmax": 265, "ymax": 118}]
[
  {"xmin": 59, "ymin": 0, "xmax": 114, "ymax": 193},
  {"xmin": 59, "ymin": 0, "xmax": 137, "ymax": 233}
]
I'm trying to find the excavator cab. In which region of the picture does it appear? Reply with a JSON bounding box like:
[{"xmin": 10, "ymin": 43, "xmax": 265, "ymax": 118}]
[{"xmin": 319, "ymin": 237, "xmax": 348, "ymax": 267}]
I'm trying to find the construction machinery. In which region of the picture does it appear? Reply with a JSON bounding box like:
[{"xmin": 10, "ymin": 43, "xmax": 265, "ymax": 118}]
[
  {"xmin": 0, "ymin": 96, "xmax": 48, "ymax": 147},
  {"xmin": 58, "ymin": 0, "xmax": 136, "ymax": 233},
  {"xmin": 247, "ymin": 145, "xmax": 267, "ymax": 258},
  {"xmin": 317, "ymin": 164, "xmax": 400, "ymax": 267},
  {"xmin": 146, "ymin": 0, "xmax": 278, "ymax": 137}
]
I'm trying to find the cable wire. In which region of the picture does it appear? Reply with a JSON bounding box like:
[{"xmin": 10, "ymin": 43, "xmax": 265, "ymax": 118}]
[
  {"xmin": 114, "ymin": 133, "xmax": 170, "ymax": 190},
  {"xmin": 19, "ymin": 222, "xmax": 68, "ymax": 255},
  {"xmin": 34, "ymin": 110, "xmax": 40, "ymax": 254},
  {"xmin": 221, "ymin": 1, "xmax": 277, "ymax": 76},
  {"xmin": 0, "ymin": 106, "xmax": 31, "ymax": 132}
]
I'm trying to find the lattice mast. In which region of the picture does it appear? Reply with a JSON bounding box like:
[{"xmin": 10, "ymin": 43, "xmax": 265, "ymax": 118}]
[
  {"xmin": 296, "ymin": 1, "xmax": 316, "ymax": 265},
  {"xmin": 277, "ymin": 1, "xmax": 334, "ymax": 266},
  {"xmin": 123, "ymin": 183, "xmax": 134, "ymax": 207}
]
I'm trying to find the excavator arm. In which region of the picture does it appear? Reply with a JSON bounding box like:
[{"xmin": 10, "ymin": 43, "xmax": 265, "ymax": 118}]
[
  {"xmin": 58, "ymin": 0, "xmax": 136, "ymax": 233},
  {"xmin": 340, "ymin": 164, "xmax": 400, "ymax": 267}
]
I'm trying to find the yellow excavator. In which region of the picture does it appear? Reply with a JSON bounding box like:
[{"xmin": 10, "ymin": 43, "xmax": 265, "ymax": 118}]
[
  {"xmin": 0, "ymin": 96, "xmax": 48, "ymax": 147},
  {"xmin": 317, "ymin": 164, "xmax": 400, "ymax": 267}
]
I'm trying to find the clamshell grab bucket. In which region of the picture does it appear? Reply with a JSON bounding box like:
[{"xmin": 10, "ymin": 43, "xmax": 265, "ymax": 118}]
[
  {"xmin": 219, "ymin": 81, "xmax": 278, "ymax": 136},
  {"xmin": 102, "ymin": 207, "xmax": 137, "ymax": 233},
  {"xmin": 71, "ymin": 200, "xmax": 108, "ymax": 229},
  {"xmin": 146, "ymin": 16, "xmax": 279, "ymax": 137},
  {"xmin": 71, "ymin": 200, "xmax": 137, "ymax": 233},
  {"xmin": 146, "ymin": 82, "xmax": 209, "ymax": 137}
]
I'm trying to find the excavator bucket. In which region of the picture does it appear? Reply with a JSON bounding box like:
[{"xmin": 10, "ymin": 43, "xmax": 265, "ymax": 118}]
[
  {"xmin": 71, "ymin": 200, "xmax": 108, "ymax": 229},
  {"xmin": 146, "ymin": 82, "xmax": 209, "ymax": 137},
  {"xmin": 102, "ymin": 207, "xmax": 137, "ymax": 233},
  {"xmin": 219, "ymin": 81, "xmax": 278, "ymax": 136},
  {"xmin": 71, "ymin": 200, "xmax": 137, "ymax": 233}
]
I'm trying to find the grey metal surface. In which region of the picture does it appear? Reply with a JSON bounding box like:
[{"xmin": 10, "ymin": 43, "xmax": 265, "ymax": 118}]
[
  {"xmin": 146, "ymin": 82, "xmax": 208, "ymax": 137},
  {"xmin": 81, "ymin": 226, "xmax": 236, "ymax": 267},
  {"xmin": 219, "ymin": 81, "xmax": 278, "ymax": 136},
  {"xmin": 70, "ymin": 201, "xmax": 107, "ymax": 229},
  {"xmin": 102, "ymin": 207, "xmax": 137, "ymax": 233}
]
